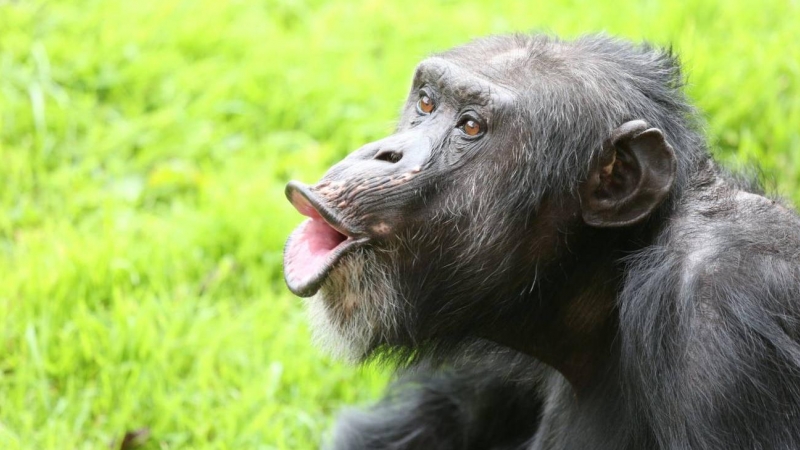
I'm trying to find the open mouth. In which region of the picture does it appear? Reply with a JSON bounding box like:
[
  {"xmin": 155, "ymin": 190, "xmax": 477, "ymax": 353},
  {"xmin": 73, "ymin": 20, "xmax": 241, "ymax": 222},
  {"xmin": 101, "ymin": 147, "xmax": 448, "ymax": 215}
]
[{"xmin": 283, "ymin": 181, "xmax": 367, "ymax": 297}]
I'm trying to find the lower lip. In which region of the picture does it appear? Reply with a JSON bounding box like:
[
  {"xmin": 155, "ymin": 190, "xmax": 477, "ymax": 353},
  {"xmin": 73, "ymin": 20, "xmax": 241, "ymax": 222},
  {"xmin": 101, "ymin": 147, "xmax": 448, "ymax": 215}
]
[{"xmin": 284, "ymin": 218, "xmax": 368, "ymax": 297}]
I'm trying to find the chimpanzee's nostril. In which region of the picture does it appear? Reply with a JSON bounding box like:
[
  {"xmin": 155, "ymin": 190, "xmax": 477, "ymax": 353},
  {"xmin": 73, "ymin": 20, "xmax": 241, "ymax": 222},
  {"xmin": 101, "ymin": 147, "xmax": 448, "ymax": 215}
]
[{"xmin": 373, "ymin": 149, "xmax": 403, "ymax": 164}]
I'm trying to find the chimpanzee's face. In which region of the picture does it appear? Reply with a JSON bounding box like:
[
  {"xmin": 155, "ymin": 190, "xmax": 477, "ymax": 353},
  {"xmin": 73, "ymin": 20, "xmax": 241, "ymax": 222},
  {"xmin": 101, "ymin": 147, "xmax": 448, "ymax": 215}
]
[
  {"xmin": 283, "ymin": 40, "xmax": 675, "ymax": 360},
  {"xmin": 282, "ymin": 51, "xmax": 547, "ymax": 359}
]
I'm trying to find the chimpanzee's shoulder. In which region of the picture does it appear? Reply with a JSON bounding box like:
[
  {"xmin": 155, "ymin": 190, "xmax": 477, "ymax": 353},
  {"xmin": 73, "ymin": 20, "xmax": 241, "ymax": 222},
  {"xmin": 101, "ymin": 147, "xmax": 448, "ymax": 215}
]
[
  {"xmin": 673, "ymin": 168, "xmax": 800, "ymax": 251},
  {"xmin": 665, "ymin": 173, "xmax": 800, "ymax": 308}
]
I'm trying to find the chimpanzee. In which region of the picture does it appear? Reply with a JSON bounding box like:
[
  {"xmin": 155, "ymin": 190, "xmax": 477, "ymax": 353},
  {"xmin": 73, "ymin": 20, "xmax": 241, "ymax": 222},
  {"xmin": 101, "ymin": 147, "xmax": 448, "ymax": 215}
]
[{"xmin": 283, "ymin": 34, "xmax": 800, "ymax": 449}]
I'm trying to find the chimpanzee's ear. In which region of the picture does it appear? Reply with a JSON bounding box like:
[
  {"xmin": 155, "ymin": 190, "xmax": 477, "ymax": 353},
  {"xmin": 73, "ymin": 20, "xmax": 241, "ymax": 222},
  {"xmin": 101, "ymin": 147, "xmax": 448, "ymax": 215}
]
[{"xmin": 580, "ymin": 120, "xmax": 677, "ymax": 227}]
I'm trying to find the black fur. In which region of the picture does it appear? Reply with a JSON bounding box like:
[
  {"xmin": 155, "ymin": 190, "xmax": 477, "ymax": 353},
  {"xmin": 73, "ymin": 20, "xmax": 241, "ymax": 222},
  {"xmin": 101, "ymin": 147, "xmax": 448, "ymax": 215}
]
[
  {"xmin": 285, "ymin": 34, "xmax": 800, "ymax": 449},
  {"xmin": 329, "ymin": 347, "xmax": 545, "ymax": 450}
]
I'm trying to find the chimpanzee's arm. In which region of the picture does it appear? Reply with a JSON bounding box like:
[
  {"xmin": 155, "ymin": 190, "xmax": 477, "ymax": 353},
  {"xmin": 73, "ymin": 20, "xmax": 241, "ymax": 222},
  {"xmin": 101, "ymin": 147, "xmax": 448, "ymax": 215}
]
[{"xmin": 327, "ymin": 349, "xmax": 545, "ymax": 450}]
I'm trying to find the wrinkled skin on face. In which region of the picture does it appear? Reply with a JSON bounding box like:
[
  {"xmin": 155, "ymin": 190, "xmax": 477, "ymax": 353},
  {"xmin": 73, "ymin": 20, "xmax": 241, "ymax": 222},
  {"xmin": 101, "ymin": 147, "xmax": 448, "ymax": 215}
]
[
  {"xmin": 284, "ymin": 35, "xmax": 678, "ymax": 368},
  {"xmin": 285, "ymin": 52, "xmax": 560, "ymax": 359}
]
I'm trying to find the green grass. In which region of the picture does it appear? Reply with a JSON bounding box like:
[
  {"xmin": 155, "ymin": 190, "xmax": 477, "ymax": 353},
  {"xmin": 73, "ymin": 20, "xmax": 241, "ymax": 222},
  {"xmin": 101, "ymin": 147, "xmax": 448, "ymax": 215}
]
[{"xmin": 0, "ymin": 0, "xmax": 798, "ymax": 448}]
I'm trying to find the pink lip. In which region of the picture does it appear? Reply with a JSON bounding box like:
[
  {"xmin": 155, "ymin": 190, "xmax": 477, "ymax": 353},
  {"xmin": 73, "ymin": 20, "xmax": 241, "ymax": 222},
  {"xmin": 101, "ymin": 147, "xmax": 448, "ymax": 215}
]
[{"xmin": 283, "ymin": 182, "xmax": 367, "ymax": 297}]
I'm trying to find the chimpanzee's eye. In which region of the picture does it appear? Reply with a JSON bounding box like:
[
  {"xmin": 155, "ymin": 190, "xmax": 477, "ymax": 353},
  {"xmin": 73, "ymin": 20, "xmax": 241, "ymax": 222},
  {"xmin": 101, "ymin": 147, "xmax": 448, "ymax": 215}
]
[
  {"xmin": 418, "ymin": 95, "xmax": 435, "ymax": 114},
  {"xmin": 457, "ymin": 116, "xmax": 484, "ymax": 137},
  {"xmin": 462, "ymin": 119, "xmax": 481, "ymax": 136}
]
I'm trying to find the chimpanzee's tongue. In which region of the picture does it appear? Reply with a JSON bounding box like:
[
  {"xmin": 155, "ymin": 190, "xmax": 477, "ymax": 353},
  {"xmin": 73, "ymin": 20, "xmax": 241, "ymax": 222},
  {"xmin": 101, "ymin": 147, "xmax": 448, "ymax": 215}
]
[{"xmin": 284, "ymin": 215, "xmax": 348, "ymax": 297}]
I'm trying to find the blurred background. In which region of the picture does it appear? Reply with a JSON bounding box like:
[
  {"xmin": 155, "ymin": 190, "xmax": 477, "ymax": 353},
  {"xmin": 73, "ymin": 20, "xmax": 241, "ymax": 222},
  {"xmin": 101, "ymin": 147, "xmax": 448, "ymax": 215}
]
[{"xmin": 1, "ymin": 0, "xmax": 798, "ymax": 448}]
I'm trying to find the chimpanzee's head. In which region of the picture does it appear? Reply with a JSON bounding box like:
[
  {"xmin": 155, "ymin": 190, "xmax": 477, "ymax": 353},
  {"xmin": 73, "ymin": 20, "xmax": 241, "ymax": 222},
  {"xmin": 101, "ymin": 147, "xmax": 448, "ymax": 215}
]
[{"xmin": 284, "ymin": 34, "xmax": 698, "ymax": 361}]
